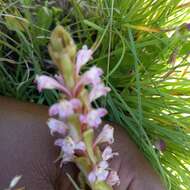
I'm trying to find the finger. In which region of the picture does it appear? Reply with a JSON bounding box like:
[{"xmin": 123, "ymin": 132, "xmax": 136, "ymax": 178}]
[{"xmin": 0, "ymin": 96, "xmax": 57, "ymax": 190}]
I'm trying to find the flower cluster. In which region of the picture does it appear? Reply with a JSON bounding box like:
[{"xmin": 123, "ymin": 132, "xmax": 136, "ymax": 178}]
[{"xmin": 35, "ymin": 26, "xmax": 120, "ymax": 190}]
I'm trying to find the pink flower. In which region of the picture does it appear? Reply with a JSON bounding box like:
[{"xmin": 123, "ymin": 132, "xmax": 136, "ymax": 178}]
[
  {"xmin": 76, "ymin": 45, "xmax": 93, "ymax": 74},
  {"xmin": 107, "ymin": 171, "xmax": 120, "ymax": 186},
  {"xmin": 49, "ymin": 99, "xmax": 81, "ymax": 118},
  {"xmin": 154, "ymin": 139, "xmax": 166, "ymax": 152},
  {"xmin": 35, "ymin": 75, "xmax": 71, "ymax": 96},
  {"xmin": 89, "ymin": 83, "xmax": 111, "ymax": 102},
  {"xmin": 55, "ymin": 137, "xmax": 86, "ymax": 163},
  {"xmin": 88, "ymin": 161, "xmax": 109, "ymax": 184},
  {"xmin": 102, "ymin": 146, "xmax": 118, "ymax": 161},
  {"xmin": 73, "ymin": 66, "xmax": 103, "ymax": 96},
  {"xmin": 47, "ymin": 118, "xmax": 68, "ymax": 136},
  {"xmin": 80, "ymin": 108, "xmax": 107, "ymax": 128},
  {"xmin": 82, "ymin": 66, "xmax": 103, "ymax": 86},
  {"xmin": 94, "ymin": 124, "xmax": 114, "ymax": 145}
]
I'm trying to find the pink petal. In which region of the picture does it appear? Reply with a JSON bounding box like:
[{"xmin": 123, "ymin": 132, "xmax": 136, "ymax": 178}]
[
  {"xmin": 35, "ymin": 75, "xmax": 71, "ymax": 96},
  {"xmin": 98, "ymin": 160, "xmax": 109, "ymax": 170},
  {"xmin": 54, "ymin": 139, "xmax": 65, "ymax": 147},
  {"xmin": 49, "ymin": 99, "xmax": 81, "ymax": 119},
  {"xmin": 97, "ymin": 170, "xmax": 109, "ymax": 181},
  {"xmin": 155, "ymin": 139, "xmax": 166, "ymax": 152},
  {"xmin": 95, "ymin": 124, "xmax": 114, "ymax": 145},
  {"xmin": 35, "ymin": 75, "xmax": 63, "ymax": 92},
  {"xmin": 62, "ymin": 153, "xmax": 74, "ymax": 163},
  {"xmin": 55, "ymin": 137, "xmax": 75, "ymax": 155},
  {"xmin": 75, "ymin": 141, "xmax": 86, "ymax": 151},
  {"xmin": 47, "ymin": 118, "xmax": 68, "ymax": 136},
  {"xmin": 95, "ymin": 161, "xmax": 109, "ymax": 181},
  {"xmin": 76, "ymin": 45, "xmax": 93, "ymax": 74},
  {"xmin": 70, "ymin": 98, "xmax": 81, "ymax": 109},
  {"xmin": 73, "ymin": 66, "xmax": 103, "ymax": 96},
  {"xmin": 81, "ymin": 66, "xmax": 103, "ymax": 86},
  {"xmin": 79, "ymin": 114, "xmax": 87, "ymax": 123},
  {"xmin": 59, "ymin": 101, "xmax": 75, "ymax": 118},
  {"xmin": 97, "ymin": 108, "xmax": 108, "ymax": 117},
  {"xmin": 107, "ymin": 171, "xmax": 120, "ymax": 186},
  {"xmin": 49, "ymin": 103, "xmax": 59, "ymax": 116},
  {"xmin": 89, "ymin": 83, "xmax": 111, "ymax": 102},
  {"xmin": 88, "ymin": 161, "xmax": 109, "ymax": 184},
  {"xmin": 88, "ymin": 171, "xmax": 96, "ymax": 184},
  {"xmin": 80, "ymin": 108, "xmax": 107, "ymax": 128},
  {"xmin": 102, "ymin": 146, "xmax": 118, "ymax": 161}
]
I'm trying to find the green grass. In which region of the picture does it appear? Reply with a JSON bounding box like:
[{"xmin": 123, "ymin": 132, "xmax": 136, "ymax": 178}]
[{"xmin": 1, "ymin": 0, "xmax": 190, "ymax": 189}]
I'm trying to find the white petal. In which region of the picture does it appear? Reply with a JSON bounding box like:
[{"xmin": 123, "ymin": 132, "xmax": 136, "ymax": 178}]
[
  {"xmin": 49, "ymin": 103, "xmax": 59, "ymax": 116},
  {"xmin": 49, "ymin": 99, "xmax": 81, "ymax": 119},
  {"xmin": 55, "ymin": 137, "xmax": 75, "ymax": 155},
  {"xmin": 88, "ymin": 171, "xmax": 96, "ymax": 184},
  {"xmin": 81, "ymin": 108, "xmax": 107, "ymax": 128},
  {"xmin": 75, "ymin": 141, "xmax": 86, "ymax": 151},
  {"xmin": 76, "ymin": 45, "xmax": 93, "ymax": 74},
  {"xmin": 89, "ymin": 83, "xmax": 110, "ymax": 102},
  {"xmin": 81, "ymin": 66, "xmax": 103, "ymax": 86},
  {"xmin": 95, "ymin": 124, "xmax": 114, "ymax": 145},
  {"xmin": 9, "ymin": 175, "xmax": 22, "ymax": 188},
  {"xmin": 98, "ymin": 160, "xmax": 109, "ymax": 170},
  {"xmin": 102, "ymin": 146, "xmax": 118, "ymax": 161},
  {"xmin": 47, "ymin": 118, "xmax": 67, "ymax": 136},
  {"xmin": 107, "ymin": 171, "xmax": 120, "ymax": 186},
  {"xmin": 35, "ymin": 75, "xmax": 70, "ymax": 96},
  {"xmin": 97, "ymin": 170, "xmax": 109, "ymax": 181}
]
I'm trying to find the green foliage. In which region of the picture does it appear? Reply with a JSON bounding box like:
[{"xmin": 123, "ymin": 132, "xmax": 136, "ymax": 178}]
[{"xmin": 1, "ymin": 0, "xmax": 190, "ymax": 189}]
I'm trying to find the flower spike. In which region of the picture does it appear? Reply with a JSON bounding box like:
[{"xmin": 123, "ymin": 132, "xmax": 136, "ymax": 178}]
[{"xmin": 36, "ymin": 26, "xmax": 120, "ymax": 190}]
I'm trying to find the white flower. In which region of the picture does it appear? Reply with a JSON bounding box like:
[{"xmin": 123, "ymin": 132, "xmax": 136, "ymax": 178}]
[
  {"xmin": 54, "ymin": 137, "xmax": 86, "ymax": 163},
  {"xmin": 107, "ymin": 171, "xmax": 120, "ymax": 186},
  {"xmin": 80, "ymin": 108, "xmax": 107, "ymax": 128},
  {"xmin": 89, "ymin": 83, "xmax": 110, "ymax": 102},
  {"xmin": 88, "ymin": 161, "xmax": 109, "ymax": 184},
  {"xmin": 76, "ymin": 45, "xmax": 93, "ymax": 74},
  {"xmin": 49, "ymin": 99, "xmax": 81, "ymax": 119},
  {"xmin": 47, "ymin": 118, "xmax": 68, "ymax": 136},
  {"xmin": 102, "ymin": 146, "xmax": 118, "ymax": 161},
  {"xmin": 94, "ymin": 124, "xmax": 114, "ymax": 145}
]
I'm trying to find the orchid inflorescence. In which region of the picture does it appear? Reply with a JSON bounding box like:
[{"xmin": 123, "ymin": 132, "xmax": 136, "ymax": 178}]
[{"xmin": 35, "ymin": 26, "xmax": 120, "ymax": 190}]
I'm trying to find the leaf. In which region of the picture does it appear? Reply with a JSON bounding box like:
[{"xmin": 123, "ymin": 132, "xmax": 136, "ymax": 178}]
[{"xmin": 83, "ymin": 20, "xmax": 104, "ymax": 32}]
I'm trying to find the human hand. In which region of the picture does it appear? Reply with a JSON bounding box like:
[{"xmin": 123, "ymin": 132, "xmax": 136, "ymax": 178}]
[{"xmin": 0, "ymin": 96, "xmax": 165, "ymax": 190}]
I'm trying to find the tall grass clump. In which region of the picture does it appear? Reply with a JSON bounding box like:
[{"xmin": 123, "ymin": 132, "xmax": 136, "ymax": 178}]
[{"xmin": 0, "ymin": 0, "xmax": 190, "ymax": 189}]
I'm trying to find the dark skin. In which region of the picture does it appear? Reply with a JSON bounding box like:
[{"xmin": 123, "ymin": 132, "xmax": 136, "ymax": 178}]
[{"xmin": 0, "ymin": 96, "xmax": 165, "ymax": 190}]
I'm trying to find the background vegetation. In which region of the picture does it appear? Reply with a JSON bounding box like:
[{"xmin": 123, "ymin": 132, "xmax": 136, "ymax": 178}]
[{"xmin": 0, "ymin": 0, "xmax": 190, "ymax": 189}]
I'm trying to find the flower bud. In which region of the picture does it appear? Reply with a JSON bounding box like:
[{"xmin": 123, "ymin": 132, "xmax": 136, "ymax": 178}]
[{"xmin": 48, "ymin": 26, "xmax": 76, "ymax": 88}]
